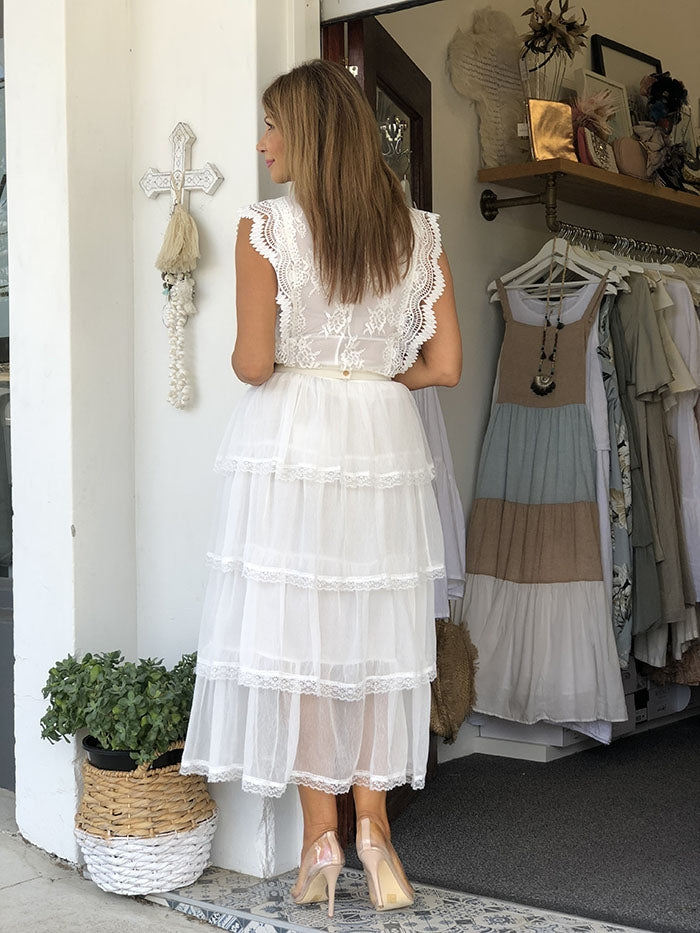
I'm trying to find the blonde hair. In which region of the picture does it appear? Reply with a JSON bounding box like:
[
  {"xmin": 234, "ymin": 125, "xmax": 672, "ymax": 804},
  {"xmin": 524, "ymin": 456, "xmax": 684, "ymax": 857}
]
[{"xmin": 262, "ymin": 60, "xmax": 414, "ymax": 305}]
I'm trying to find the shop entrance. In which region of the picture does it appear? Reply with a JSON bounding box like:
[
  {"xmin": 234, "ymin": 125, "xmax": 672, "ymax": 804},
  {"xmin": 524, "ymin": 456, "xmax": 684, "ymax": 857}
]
[{"xmin": 317, "ymin": 5, "xmax": 700, "ymax": 933}]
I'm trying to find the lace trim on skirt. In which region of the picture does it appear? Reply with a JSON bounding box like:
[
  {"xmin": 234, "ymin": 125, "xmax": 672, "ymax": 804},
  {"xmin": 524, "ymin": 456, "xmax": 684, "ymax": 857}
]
[
  {"xmin": 214, "ymin": 456, "xmax": 435, "ymax": 487},
  {"xmin": 195, "ymin": 659, "xmax": 437, "ymax": 699},
  {"xmin": 205, "ymin": 554, "xmax": 445, "ymax": 590},
  {"xmin": 178, "ymin": 762, "xmax": 426, "ymax": 797}
]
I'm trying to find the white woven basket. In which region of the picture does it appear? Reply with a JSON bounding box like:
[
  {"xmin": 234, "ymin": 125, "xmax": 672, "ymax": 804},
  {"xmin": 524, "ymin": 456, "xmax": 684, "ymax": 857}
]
[{"xmin": 76, "ymin": 810, "xmax": 218, "ymax": 895}]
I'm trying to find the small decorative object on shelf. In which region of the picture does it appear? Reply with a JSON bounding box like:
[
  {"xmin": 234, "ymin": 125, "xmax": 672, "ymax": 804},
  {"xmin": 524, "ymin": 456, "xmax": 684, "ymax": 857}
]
[
  {"xmin": 635, "ymin": 72, "xmax": 693, "ymax": 191},
  {"xmin": 41, "ymin": 651, "xmax": 218, "ymax": 896},
  {"xmin": 520, "ymin": 0, "xmax": 589, "ymax": 101},
  {"xmin": 526, "ymin": 99, "xmax": 577, "ymax": 161},
  {"xmin": 571, "ymin": 89, "xmax": 619, "ymax": 171},
  {"xmin": 446, "ymin": 9, "xmax": 529, "ymax": 168}
]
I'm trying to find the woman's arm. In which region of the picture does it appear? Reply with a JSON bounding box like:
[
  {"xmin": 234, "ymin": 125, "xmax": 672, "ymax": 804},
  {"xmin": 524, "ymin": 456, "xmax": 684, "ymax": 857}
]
[
  {"xmin": 231, "ymin": 217, "xmax": 278, "ymax": 386},
  {"xmin": 393, "ymin": 252, "xmax": 462, "ymax": 390}
]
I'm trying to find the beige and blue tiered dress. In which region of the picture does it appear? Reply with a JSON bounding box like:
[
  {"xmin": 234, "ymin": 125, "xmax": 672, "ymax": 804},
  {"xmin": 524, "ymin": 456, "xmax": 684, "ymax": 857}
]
[{"xmin": 465, "ymin": 278, "xmax": 627, "ymax": 725}]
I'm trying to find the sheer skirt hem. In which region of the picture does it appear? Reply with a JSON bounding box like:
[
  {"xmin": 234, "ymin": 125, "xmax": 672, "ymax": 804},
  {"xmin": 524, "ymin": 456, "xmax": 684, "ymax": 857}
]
[{"xmin": 178, "ymin": 762, "xmax": 426, "ymax": 797}]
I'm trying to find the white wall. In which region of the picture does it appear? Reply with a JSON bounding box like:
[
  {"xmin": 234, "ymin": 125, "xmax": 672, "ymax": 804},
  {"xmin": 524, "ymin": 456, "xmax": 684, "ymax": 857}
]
[
  {"xmin": 130, "ymin": 0, "xmax": 317, "ymax": 875},
  {"xmin": 7, "ymin": 0, "xmax": 135, "ymax": 860},
  {"xmin": 7, "ymin": 0, "xmax": 316, "ymax": 873}
]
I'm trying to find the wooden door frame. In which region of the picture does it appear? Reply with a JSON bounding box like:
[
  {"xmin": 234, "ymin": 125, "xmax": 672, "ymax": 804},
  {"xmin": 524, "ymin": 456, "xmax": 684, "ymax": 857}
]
[
  {"xmin": 322, "ymin": 17, "xmax": 432, "ymax": 211},
  {"xmin": 321, "ymin": 0, "xmax": 443, "ymax": 25}
]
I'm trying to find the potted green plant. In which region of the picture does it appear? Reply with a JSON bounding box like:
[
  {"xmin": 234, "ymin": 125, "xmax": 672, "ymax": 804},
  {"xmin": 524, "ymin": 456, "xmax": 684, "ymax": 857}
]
[
  {"xmin": 41, "ymin": 650, "xmax": 197, "ymax": 768},
  {"xmin": 40, "ymin": 650, "xmax": 217, "ymax": 896}
]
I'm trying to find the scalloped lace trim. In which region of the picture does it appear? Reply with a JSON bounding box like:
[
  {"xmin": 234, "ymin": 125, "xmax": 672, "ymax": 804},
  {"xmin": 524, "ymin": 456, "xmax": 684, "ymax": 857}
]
[
  {"xmin": 214, "ymin": 456, "xmax": 435, "ymax": 487},
  {"xmin": 205, "ymin": 553, "xmax": 445, "ymax": 590},
  {"xmin": 393, "ymin": 210, "xmax": 446, "ymax": 374},
  {"xmin": 179, "ymin": 762, "xmax": 426, "ymax": 797},
  {"xmin": 238, "ymin": 201, "xmax": 296, "ymax": 350},
  {"xmin": 195, "ymin": 659, "xmax": 437, "ymax": 699}
]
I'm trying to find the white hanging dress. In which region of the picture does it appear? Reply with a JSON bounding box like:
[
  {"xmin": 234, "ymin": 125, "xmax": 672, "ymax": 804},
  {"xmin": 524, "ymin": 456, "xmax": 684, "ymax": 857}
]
[{"xmin": 181, "ymin": 195, "xmax": 447, "ymax": 797}]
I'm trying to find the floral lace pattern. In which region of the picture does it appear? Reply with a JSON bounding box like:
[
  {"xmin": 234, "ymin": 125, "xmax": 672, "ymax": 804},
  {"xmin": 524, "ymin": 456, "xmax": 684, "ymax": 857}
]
[
  {"xmin": 195, "ymin": 657, "xmax": 437, "ymax": 699},
  {"xmin": 213, "ymin": 455, "xmax": 435, "ymax": 487},
  {"xmin": 237, "ymin": 197, "xmax": 445, "ymax": 377},
  {"xmin": 206, "ymin": 553, "xmax": 445, "ymax": 590}
]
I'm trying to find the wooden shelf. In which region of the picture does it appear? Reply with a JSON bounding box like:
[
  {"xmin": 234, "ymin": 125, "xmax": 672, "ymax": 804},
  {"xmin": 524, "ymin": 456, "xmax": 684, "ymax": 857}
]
[{"xmin": 478, "ymin": 159, "xmax": 700, "ymax": 233}]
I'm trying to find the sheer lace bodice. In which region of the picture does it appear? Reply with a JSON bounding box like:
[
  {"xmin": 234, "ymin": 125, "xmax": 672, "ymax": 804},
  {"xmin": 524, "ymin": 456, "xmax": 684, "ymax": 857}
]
[{"xmin": 238, "ymin": 195, "xmax": 445, "ymax": 376}]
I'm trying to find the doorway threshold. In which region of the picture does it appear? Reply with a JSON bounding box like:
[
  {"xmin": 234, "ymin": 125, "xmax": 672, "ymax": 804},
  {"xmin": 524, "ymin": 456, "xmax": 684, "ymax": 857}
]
[{"xmin": 145, "ymin": 865, "xmax": 654, "ymax": 932}]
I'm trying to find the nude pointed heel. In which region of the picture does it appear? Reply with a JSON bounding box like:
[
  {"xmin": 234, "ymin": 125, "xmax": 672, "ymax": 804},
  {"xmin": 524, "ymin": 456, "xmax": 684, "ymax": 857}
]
[
  {"xmin": 290, "ymin": 830, "xmax": 344, "ymax": 918},
  {"xmin": 356, "ymin": 817, "xmax": 414, "ymax": 911}
]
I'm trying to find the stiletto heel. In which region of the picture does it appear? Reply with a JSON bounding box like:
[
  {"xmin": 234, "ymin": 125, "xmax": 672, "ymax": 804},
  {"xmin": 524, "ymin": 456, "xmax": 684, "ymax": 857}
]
[
  {"xmin": 290, "ymin": 829, "xmax": 344, "ymax": 918},
  {"xmin": 356, "ymin": 817, "xmax": 414, "ymax": 911},
  {"xmin": 324, "ymin": 862, "xmax": 342, "ymax": 918}
]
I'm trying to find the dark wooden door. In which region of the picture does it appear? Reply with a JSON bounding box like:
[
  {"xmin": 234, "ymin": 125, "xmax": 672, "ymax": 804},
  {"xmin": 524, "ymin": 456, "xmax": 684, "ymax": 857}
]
[
  {"xmin": 322, "ymin": 16, "xmax": 437, "ymax": 846},
  {"xmin": 322, "ymin": 16, "xmax": 432, "ymax": 210}
]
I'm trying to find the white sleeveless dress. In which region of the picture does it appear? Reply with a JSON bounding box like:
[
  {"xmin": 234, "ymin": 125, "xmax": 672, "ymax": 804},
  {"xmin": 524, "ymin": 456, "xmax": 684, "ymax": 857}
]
[{"xmin": 181, "ymin": 195, "xmax": 447, "ymax": 797}]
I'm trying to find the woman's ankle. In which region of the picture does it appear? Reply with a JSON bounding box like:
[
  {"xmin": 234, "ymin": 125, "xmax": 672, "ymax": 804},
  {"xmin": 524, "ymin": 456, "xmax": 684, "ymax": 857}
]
[
  {"xmin": 302, "ymin": 824, "xmax": 338, "ymax": 857},
  {"xmin": 355, "ymin": 812, "xmax": 391, "ymax": 842}
]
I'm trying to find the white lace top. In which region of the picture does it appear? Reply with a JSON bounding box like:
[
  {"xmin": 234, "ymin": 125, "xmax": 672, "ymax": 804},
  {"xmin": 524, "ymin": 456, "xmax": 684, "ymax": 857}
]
[{"xmin": 238, "ymin": 195, "xmax": 445, "ymax": 377}]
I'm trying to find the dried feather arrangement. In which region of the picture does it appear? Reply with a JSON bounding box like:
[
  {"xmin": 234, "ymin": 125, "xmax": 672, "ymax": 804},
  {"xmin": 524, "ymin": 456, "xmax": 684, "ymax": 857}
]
[
  {"xmin": 640, "ymin": 71, "xmax": 688, "ymax": 131},
  {"xmin": 521, "ymin": 0, "xmax": 588, "ymax": 63},
  {"xmin": 571, "ymin": 89, "xmax": 617, "ymax": 140}
]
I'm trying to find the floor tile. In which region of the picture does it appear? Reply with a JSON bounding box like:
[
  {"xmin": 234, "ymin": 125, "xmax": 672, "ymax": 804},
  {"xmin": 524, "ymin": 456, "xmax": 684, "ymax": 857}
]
[{"xmin": 149, "ymin": 866, "xmax": 654, "ymax": 933}]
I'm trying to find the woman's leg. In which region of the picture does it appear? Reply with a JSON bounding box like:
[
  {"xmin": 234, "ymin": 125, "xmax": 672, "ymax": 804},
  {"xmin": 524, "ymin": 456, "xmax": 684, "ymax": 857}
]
[
  {"xmin": 352, "ymin": 787, "xmax": 390, "ymax": 839},
  {"xmin": 297, "ymin": 785, "xmax": 339, "ymax": 856}
]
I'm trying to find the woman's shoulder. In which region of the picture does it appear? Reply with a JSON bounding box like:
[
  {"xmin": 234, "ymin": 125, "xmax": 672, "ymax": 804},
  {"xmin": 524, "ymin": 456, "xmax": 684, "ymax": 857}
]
[{"xmin": 237, "ymin": 194, "xmax": 294, "ymax": 223}]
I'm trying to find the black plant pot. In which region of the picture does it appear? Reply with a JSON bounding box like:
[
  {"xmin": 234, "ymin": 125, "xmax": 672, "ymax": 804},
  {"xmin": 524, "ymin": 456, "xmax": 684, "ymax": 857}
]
[{"xmin": 81, "ymin": 735, "xmax": 183, "ymax": 772}]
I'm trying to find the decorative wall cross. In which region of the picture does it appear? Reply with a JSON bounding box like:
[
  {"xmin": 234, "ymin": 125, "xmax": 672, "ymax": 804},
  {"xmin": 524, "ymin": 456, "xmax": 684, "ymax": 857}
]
[
  {"xmin": 140, "ymin": 123, "xmax": 223, "ymax": 410},
  {"xmin": 140, "ymin": 122, "xmax": 223, "ymax": 209}
]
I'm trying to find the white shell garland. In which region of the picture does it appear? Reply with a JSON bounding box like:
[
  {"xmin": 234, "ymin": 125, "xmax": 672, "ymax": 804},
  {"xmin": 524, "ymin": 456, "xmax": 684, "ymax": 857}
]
[{"xmin": 162, "ymin": 272, "xmax": 197, "ymax": 409}]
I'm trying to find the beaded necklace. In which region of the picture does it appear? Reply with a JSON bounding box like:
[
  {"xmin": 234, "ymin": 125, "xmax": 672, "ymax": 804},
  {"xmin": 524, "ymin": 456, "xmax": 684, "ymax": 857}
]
[{"xmin": 530, "ymin": 240, "xmax": 571, "ymax": 397}]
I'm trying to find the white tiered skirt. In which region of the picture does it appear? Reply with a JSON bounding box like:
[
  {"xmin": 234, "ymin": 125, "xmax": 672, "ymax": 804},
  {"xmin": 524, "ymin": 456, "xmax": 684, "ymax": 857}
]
[{"xmin": 181, "ymin": 369, "xmax": 445, "ymax": 797}]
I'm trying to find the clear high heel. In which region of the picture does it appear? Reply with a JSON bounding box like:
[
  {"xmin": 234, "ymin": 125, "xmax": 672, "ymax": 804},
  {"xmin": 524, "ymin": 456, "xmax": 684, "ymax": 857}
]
[
  {"xmin": 356, "ymin": 817, "xmax": 415, "ymax": 911},
  {"xmin": 290, "ymin": 829, "xmax": 344, "ymax": 918}
]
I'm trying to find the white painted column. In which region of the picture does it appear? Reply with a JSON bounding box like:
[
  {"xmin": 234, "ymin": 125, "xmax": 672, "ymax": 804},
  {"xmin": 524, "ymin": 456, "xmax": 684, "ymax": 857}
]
[
  {"xmin": 131, "ymin": 0, "xmax": 319, "ymax": 877},
  {"xmin": 6, "ymin": 0, "xmax": 135, "ymax": 860},
  {"xmin": 7, "ymin": 0, "xmax": 319, "ymax": 873}
]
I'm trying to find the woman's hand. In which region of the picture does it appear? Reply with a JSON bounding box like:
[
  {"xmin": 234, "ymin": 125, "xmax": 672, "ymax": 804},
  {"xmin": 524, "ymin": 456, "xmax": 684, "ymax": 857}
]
[
  {"xmin": 231, "ymin": 217, "xmax": 277, "ymax": 385},
  {"xmin": 393, "ymin": 252, "xmax": 462, "ymax": 390}
]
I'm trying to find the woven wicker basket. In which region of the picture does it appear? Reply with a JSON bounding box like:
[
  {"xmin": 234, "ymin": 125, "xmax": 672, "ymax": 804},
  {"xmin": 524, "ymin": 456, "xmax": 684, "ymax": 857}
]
[{"xmin": 75, "ymin": 747, "xmax": 218, "ymax": 895}]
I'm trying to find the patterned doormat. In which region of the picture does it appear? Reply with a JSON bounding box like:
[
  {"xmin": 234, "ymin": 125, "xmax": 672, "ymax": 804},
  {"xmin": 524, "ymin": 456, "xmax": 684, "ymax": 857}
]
[{"xmin": 146, "ymin": 866, "xmax": 654, "ymax": 933}]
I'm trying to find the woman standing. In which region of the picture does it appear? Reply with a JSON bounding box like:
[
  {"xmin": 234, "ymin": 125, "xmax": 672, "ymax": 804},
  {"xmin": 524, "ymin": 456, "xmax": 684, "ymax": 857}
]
[{"xmin": 182, "ymin": 60, "xmax": 461, "ymax": 916}]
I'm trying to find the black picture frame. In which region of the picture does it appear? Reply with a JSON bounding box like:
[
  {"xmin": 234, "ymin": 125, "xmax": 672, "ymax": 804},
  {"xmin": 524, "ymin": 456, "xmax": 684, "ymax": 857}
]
[{"xmin": 591, "ymin": 35, "xmax": 662, "ymax": 124}]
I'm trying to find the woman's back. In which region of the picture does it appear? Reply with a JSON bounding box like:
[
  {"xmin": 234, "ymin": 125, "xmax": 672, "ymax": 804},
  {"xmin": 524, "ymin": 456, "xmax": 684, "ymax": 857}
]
[{"xmin": 241, "ymin": 195, "xmax": 445, "ymax": 377}]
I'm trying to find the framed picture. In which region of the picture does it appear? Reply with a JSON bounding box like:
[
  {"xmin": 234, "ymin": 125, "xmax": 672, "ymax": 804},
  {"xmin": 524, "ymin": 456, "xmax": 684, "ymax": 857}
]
[
  {"xmin": 574, "ymin": 69, "xmax": 634, "ymax": 141},
  {"xmin": 590, "ymin": 35, "xmax": 662, "ymax": 124}
]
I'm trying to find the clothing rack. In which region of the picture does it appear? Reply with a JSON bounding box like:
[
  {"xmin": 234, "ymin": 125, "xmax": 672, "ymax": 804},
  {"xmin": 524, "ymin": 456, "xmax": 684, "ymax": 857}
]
[{"xmin": 557, "ymin": 221, "xmax": 700, "ymax": 268}]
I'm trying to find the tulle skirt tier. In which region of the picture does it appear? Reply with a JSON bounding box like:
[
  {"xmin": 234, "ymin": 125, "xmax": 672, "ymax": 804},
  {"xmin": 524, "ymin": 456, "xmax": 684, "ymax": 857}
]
[{"xmin": 181, "ymin": 370, "xmax": 444, "ymax": 796}]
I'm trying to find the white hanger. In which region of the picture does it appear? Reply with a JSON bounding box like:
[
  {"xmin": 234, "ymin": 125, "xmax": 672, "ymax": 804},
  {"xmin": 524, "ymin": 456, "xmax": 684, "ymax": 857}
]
[
  {"xmin": 593, "ymin": 250, "xmax": 644, "ymax": 275},
  {"xmin": 487, "ymin": 237, "xmax": 571, "ymax": 291},
  {"xmin": 488, "ymin": 237, "xmax": 623, "ymax": 301}
]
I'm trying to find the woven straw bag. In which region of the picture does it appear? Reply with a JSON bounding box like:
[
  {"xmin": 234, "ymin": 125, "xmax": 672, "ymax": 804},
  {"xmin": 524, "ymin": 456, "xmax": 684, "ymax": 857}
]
[
  {"xmin": 430, "ymin": 616, "xmax": 478, "ymax": 743},
  {"xmin": 75, "ymin": 744, "xmax": 218, "ymax": 895}
]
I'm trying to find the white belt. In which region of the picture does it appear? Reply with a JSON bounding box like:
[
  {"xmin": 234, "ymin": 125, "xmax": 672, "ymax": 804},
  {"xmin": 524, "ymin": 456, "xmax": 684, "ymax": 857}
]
[{"xmin": 274, "ymin": 364, "xmax": 390, "ymax": 382}]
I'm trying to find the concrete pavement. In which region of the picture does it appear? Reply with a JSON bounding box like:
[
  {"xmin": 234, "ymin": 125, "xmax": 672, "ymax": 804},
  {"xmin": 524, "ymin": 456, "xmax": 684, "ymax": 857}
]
[{"xmin": 0, "ymin": 788, "xmax": 207, "ymax": 932}]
